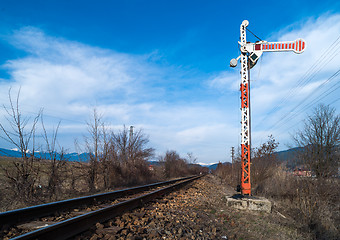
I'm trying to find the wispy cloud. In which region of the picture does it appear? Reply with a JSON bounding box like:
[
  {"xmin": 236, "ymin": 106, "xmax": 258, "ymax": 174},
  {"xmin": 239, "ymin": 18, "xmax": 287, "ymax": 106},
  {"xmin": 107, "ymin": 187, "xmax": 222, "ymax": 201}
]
[
  {"xmin": 1, "ymin": 13, "xmax": 339, "ymax": 163},
  {"xmin": 208, "ymin": 13, "xmax": 340, "ymax": 149},
  {"xmin": 207, "ymin": 71, "xmax": 240, "ymax": 92},
  {"xmin": 0, "ymin": 26, "xmax": 238, "ymax": 163},
  {"xmin": 2, "ymin": 27, "xmax": 156, "ymax": 106}
]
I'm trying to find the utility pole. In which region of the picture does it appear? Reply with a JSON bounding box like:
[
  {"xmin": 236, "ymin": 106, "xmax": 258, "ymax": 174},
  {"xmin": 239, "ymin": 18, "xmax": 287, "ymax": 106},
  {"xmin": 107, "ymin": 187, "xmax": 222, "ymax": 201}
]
[
  {"xmin": 230, "ymin": 20, "xmax": 305, "ymax": 195},
  {"xmin": 231, "ymin": 146, "xmax": 235, "ymax": 163},
  {"xmin": 129, "ymin": 126, "xmax": 134, "ymax": 142},
  {"xmin": 231, "ymin": 146, "xmax": 235, "ymax": 183},
  {"xmin": 129, "ymin": 126, "xmax": 134, "ymax": 163}
]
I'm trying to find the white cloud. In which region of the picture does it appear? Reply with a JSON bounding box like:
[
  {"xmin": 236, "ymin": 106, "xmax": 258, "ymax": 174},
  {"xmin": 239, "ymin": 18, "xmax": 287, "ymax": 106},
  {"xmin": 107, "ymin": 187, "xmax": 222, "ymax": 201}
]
[
  {"xmin": 2, "ymin": 28, "xmax": 144, "ymax": 106},
  {"xmin": 1, "ymin": 14, "xmax": 339, "ymax": 164},
  {"xmin": 208, "ymin": 13, "xmax": 340, "ymax": 150},
  {"xmin": 208, "ymin": 71, "xmax": 240, "ymax": 92},
  {"xmin": 0, "ymin": 26, "xmax": 238, "ymax": 163}
]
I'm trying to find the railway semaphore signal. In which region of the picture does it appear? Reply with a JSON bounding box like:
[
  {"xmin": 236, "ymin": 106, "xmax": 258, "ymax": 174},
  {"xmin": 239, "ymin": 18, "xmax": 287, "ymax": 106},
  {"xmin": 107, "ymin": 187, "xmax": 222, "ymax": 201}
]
[{"xmin": 230, "ymin": 20, "xmax": 305, "ymax": 195}]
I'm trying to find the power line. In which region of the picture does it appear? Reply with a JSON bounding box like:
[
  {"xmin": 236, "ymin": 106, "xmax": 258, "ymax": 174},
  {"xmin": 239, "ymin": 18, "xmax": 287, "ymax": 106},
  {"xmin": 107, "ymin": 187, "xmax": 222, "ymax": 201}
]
[
  {"xmin": 262, "ymin": 68, "xmax": 340, "ymax": 137},
  {"xmin": 331, "ymin": 97, "xmax": 340, "ymax": 105},
  {"xmin": 270, "ymin": 35, "xmax": 340, "ymax": 113},
  {"xmin": 254, "ymin": 34, "xmax": 340, "ymax": 130},
  {"xmin": 266, "ymin": 67, "xmax": 340, "ymax": 132},
  {"xmin": 254, "ymin": 35, "xmax": 340, "ymax": 132},
  {"xmin": 274, "ymin": 84, "xmax": 340, "ymax": 139},
  {"xmin": 0, "ymin": 102, "xmax": 87, "ymax": 125}
]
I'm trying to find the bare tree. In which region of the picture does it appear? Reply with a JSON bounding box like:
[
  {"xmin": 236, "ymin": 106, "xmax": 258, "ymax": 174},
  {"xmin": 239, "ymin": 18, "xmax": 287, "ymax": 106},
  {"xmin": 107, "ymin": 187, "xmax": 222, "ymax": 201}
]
[
  {"xmin": 111, "ymin": 126, "xmax": 154, "ymax": 185},
  {"xmin": 99, "ymin": 122, "xmax": 115, "ymax": 189},
  {"xmin": 185, "ymin": 152, "xmax": 205, "ymax": 175},
  {"xmin": 252, "ymin": 135, "xmax": 279, "ymax": 186},
  {"xmin": 41, "ymin": 117, "xmax": 67, "ymax": 200},
  {"xmin": 293, "ymin": 104, "xmax": 340, "ymax": 178},
  {"xmin": 186, "ymin": 152, "xmax": 197, "ymax": 164},
  {"xmin": 215, "ymin": 162, "xmax": 227, "ymax": 184},
  {"xmin": 291, "ymin": 105, "xmax": 339, "ymax": 237},
  {"xmin": 84, "ymin": 108, "xmax": 102, "ymax": 192},
  {"xmin": 0, "ymin": 88, "xmax": 42, "ymax": 203},
  {"xmin": 161, "ymin": 150, "xmax": 189, "ymax": 178}
]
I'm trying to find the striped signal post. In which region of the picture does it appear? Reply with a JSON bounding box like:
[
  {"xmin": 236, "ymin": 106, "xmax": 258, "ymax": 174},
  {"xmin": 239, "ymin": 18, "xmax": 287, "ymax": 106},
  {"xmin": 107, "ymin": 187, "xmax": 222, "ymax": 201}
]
[
  {"xmin": 230, "ymin": 20, "xmax": 305, "ymax": 196},
  {"xmin": 239, "ymin": 20, "xmax": 251, "ymax": 195}
]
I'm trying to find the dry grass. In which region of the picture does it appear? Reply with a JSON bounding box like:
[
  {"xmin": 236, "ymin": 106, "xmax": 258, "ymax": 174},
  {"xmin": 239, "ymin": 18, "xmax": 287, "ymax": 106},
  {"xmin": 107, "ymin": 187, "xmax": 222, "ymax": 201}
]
[
  {"xmin": 255, "ymin": 167, "xmax": 340, "ymax": 240},
  {"xmin": 0, "ymin": 157, "xmax": 89, "ymax": 211},
  {"xmin": 0, "ymin": 155, "xmax": 205, "ymax": 212},
  {"xmin": 215, "ymin": 163, "xmax": 340, "ymax": 239}
]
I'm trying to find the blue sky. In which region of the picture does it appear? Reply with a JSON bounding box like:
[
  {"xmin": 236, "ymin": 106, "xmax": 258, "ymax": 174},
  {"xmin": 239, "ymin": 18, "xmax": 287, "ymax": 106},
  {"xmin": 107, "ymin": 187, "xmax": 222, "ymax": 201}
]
[{"xmin": 0, "ymin": 0, "xmax": 340, "ymax": 164}]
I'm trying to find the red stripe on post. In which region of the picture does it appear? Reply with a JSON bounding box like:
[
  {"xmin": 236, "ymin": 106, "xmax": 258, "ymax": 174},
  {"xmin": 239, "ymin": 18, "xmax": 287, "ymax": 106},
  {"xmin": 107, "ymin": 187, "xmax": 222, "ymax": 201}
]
[{"xmin": 298, "ymin": 40, "xmax": 300, "ymax": 51}]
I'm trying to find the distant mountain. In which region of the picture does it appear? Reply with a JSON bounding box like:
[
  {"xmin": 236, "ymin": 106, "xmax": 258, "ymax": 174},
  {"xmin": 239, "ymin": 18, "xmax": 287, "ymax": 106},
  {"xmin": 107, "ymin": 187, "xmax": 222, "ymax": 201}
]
[
  {"xmin": 0, "ymin": 147, "xmax": 302, "ymax": 169},
  {"xmin": 205, "ymin": 148, "xmax": 303, "ymax": 170},
  {"xmin": 148, "ymin": 160, "xmax": 162, "ymax": 166},
  {"xmin": 0, "ymin": 148, "xmax": 88, "ymax": 162},
  {"xmin": 0, "ymin": 148, "xmax": 23, "ymax": 158},
  {"xmin": 207, "ymin": 163, "xmax": 219, "ymax": 170},
  {"xmin": 275, "ymin": 147, "xmax": 302, "ymax": 169},
  {"xmin": 199, "ymin": 162, "xmax": 232, "ymax": 170},
  {"xmin": 148, "ymin": 160, "xmax": 219, "ymax": 169},
  {"xmin": 0, "ymin": 148, "xmax": 214, "ymax": 167},
  {"xmin": 205, "ymin": 163, "xmax": 218, "ymax": 170}
]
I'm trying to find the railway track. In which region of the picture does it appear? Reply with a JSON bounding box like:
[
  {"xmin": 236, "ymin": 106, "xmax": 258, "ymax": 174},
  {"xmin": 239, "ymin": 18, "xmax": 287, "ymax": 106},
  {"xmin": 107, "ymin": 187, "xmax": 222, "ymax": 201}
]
[{"xmin": 1, "ymin": 175, "xmax": 202, "ymax": 240}]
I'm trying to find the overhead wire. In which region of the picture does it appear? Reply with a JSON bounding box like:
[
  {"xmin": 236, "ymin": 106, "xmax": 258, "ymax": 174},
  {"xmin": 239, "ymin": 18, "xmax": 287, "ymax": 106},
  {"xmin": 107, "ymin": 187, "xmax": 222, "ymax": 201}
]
[
  {"xmin": 254, "ymin": 34, "xmax": 340, "ymax": 130},
  {"xmin": 266, "ymin": 35, "xmax": 340, "ymax": 116},
  {"xmin": 0, "ymin": 102, "xmax": 88, "ymax": 126},
  {"xmin": 254, "ymin": 34, "xmax": 340, "ymax": 133},
  {"xmin": 239, "ymin": 29, "xmax": 340, "ymax": 149},
  {"xmin": 331, "ymin": 97, "xmax": 340, "ymax": 105},
  {"xmin": 265, "ymin": 68, "xmax": 340, "ymax": 136},
  {"xmin": 273, "ymin": 80, "xmax": 340, "ymax": 139},
  {"xmin": 265, "ymin": 63, "xmax": 340, "ymax": 133},
  {"xmin": 302, "ymin": 75, "xmax": 340, "ymax": 109}
]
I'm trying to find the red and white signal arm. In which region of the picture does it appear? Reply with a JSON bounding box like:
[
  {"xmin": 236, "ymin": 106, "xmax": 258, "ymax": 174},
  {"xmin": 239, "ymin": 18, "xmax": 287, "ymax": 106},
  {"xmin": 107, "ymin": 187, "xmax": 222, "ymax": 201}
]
[
  {"xmin": 257, "ymin": 38, "xmax": 306, "ymax": 53},
  {"xmin": 246, "ymin": 38, "xmax": 306, "ymax": 64}
]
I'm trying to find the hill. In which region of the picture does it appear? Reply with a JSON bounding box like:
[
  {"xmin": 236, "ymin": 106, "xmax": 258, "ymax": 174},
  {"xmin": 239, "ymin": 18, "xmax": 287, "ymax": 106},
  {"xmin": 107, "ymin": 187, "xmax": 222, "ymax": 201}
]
[
  {"xmin": 0, "ymin": 148, "xmax": 88, "ymax": 162},
  {"xmin": 0, "ymin": 147, "xmax": 302, "ymax": 169},
  {"xmin": 275, "ymin": 147, "xmax": 302, "ymax": 169}
]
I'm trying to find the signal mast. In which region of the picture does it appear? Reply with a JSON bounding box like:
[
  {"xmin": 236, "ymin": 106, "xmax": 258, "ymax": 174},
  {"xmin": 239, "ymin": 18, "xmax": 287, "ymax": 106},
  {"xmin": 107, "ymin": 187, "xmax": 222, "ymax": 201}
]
[{"xmin": 230, "ymin": 20, "xmax": 305, "ymax": 195}]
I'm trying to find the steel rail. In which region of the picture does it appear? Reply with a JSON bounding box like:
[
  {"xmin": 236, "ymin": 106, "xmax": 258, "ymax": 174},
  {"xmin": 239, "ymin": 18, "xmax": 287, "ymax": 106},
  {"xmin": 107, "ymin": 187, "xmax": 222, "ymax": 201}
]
[
  {"xmin": 0, "ymin": 175, "xmax": 194, "ymax": 228},
  {"xmin": 10, "ymin": 175, "xmax": 202, "ymax": 240}
]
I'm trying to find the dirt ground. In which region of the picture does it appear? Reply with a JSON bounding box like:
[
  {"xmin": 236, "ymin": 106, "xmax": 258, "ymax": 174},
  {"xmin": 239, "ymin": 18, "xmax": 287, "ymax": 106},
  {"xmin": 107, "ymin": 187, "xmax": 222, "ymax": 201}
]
[{"xmin": 79, "ymin": 174, "xmax": 312, "ymax": 240}]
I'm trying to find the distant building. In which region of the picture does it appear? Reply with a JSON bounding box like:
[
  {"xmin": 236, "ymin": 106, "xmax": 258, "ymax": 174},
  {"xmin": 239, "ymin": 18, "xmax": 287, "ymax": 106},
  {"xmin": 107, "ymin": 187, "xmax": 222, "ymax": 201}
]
[{"xmin": 293, "ymin": 167, "xmax": 312, "ymax": 177}]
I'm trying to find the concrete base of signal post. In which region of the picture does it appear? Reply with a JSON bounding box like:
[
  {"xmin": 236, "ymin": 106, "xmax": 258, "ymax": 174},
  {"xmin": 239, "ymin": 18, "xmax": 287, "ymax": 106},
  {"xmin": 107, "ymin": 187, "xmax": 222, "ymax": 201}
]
[{"xmin": 226, "ymin": 194, "xmax": 272, "ymax": 213}]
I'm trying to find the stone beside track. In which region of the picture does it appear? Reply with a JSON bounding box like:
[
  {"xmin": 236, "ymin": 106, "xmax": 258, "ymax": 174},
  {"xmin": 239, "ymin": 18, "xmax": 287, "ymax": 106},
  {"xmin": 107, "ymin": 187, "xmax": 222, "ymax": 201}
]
[{"xmin": 76, "ymin": 174, "xmax": 309, "ymax": 240}]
